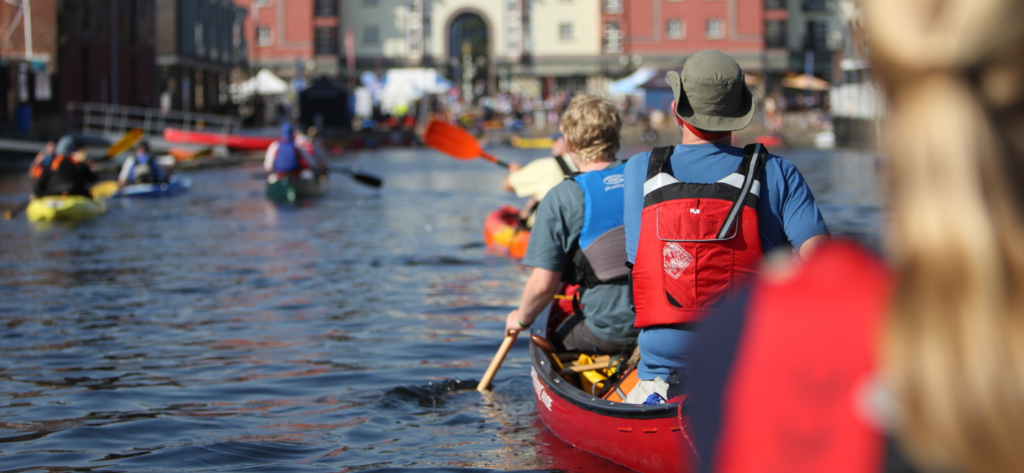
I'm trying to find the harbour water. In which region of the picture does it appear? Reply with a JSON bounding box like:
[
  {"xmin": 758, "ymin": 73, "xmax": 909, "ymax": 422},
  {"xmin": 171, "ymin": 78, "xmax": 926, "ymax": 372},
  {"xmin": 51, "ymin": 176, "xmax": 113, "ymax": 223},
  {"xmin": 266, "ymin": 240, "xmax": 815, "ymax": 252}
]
[{"xmin": 0, "ymin": 145, "xmax": 881, "ymax": 472}]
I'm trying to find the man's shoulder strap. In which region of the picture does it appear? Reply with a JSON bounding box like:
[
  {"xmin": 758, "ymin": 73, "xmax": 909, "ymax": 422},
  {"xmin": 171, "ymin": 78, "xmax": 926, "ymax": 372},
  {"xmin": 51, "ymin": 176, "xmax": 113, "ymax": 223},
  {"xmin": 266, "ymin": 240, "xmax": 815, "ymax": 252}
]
[
  {"xmin": 554, "ymin": 155, "xmax": 578, "ymax": 178},
  {"xmin": 646, "ymin": 146, "xmax": 675, "ymax": 180}
]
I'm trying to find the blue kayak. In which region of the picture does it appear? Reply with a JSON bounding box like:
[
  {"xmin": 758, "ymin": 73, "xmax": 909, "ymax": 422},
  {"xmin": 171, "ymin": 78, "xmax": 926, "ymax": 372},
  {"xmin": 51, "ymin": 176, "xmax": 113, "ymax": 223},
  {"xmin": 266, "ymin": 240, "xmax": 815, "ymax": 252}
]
[{"xmin": 114, "ymin": 176, "xmax": 192, "ymax": 198}]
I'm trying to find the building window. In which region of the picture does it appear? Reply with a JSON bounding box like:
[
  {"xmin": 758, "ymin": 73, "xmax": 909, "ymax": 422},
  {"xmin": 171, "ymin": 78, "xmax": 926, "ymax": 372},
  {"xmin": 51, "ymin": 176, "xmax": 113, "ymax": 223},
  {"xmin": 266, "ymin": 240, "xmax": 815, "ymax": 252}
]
[
  {"xmin": 254, "ymin": 0, "xmax": 270, "ymax": 7},
  {"xmin": 765, "ymin": 19, "xmax": 786, "ymax": 48},
  {"xmin": 603, "ymin": 21, "xmax": 622, "ymax": 53},
  {"xmin": 803, "ymin": 0, "xmax": 827, "ymax": 12},
  {"xmin": 807, "ymin": 20, "xmax": 829, "ymax": 50},
  {"xmin": 666, "ymin": 19, "xmax": 685, "ymax": 39},
  {"xmin": 195, "ymin": 23, "xmax": 205, "ymax": 55},
  {"xmin": 506, "ymin": 0, "xmax": 522, "ymax": 54},
  {"xmin": 765, "ymin": 0, "xmax": 785, "ymax": 9},
  {"xmin": 407, "ymin": 0, "xmax": 423, "ymax": 56},
  {"xmin": 364, "ymin": 25, "xmax": 380, "ymax": 44},
  {"xmin": 555, "ymin": 76, "xmax": 587, "ymax": 94},
  {"xmin": 256, "ymin": 25, "xmax": 272, "ymax": 46},
  {"xmin": 706, "ymin": 18, "xmax": 724, "ymax": 39},
  {"xmin": 559, "ymin": 23, "xmax": 574, "ymax": 41},
  {"xmin": 314, "ymin": 0, "xmax": 336, "ymax": 17},
  {"xmin": 603, "ymin": 0, "xmax": 623, "ymax": 14},
  {"xmin": 315, "ymin": 26, "xmax": 338, "ymax": 54}
]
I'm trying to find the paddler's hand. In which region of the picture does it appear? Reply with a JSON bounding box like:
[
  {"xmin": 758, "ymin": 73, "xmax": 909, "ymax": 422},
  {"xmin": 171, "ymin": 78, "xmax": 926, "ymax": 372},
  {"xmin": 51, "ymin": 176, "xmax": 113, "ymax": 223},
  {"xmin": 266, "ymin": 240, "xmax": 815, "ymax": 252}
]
[
  {"xmin": 507, "ymin": 162, "xmax": 522, "ymax": 173},
  {"xmin": 505, "ymin": 309, "xmax": 531, "ymax": 333}
]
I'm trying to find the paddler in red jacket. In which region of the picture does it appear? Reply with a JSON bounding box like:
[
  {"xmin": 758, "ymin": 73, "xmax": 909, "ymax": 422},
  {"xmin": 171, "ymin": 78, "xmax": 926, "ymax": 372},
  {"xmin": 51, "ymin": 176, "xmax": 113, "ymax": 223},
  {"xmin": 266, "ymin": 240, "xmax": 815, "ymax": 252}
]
[
  {"xmin": 687, "ymin": 0, "xmax": 1024, "ymax": 471},
  {"xmin": 621, "ymin": 50, "xmax": 829, "ymax": 404}
]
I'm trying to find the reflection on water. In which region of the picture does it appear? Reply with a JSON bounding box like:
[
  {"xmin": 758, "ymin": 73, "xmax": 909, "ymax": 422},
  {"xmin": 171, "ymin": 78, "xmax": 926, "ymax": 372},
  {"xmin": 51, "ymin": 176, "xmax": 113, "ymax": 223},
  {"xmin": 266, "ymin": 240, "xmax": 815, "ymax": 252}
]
[{"xmin": 0, "ymin": 145, "xmax": 879, "ymax": 472}]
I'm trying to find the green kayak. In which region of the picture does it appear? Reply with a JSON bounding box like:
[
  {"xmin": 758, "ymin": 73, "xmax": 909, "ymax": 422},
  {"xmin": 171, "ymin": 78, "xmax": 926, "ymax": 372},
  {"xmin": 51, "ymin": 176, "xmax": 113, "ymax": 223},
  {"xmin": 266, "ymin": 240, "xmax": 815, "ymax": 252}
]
[{"xmin": 266, "ymin": 173, "xmax": 329, "ymax": 203}]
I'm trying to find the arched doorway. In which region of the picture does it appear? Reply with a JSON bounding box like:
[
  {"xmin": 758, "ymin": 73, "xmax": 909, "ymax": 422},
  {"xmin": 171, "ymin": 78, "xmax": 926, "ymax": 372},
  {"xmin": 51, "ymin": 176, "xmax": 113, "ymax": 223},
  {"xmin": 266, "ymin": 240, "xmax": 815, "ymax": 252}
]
[{"xmin": 448, "ymin": 13, "xmax": 489, "ymax": 102}]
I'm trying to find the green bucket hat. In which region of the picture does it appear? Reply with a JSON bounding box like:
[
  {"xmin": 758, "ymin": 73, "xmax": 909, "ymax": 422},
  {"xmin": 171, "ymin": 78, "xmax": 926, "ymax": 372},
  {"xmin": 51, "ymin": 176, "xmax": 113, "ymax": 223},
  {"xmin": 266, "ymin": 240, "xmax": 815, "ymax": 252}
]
[{"xmin": 667, "ymin": 50, "xmax": 754, "ymax": 132}]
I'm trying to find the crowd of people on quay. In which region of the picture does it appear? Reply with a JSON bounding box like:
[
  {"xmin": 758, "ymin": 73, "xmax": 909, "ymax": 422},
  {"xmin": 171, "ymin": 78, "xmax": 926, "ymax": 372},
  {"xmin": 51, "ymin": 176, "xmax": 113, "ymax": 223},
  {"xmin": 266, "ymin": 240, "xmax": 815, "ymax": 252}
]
[{"xmin": 493, "ymin": 0, "xmax": 1024, "ymax": 470}]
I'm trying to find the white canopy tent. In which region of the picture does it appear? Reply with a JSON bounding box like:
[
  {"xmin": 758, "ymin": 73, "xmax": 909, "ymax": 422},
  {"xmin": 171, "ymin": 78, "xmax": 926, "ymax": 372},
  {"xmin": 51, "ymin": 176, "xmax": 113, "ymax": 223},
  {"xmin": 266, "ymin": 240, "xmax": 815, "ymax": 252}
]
[
  {"xmin": 231, "ymin": 68, "xmax": 290, "ymax": 100},
  {"xmin": 608, "ymin": 67, "xmax": 658, "ymax": 95},
  {"xmin": 378, "ymin": 68, "xmax": 453, "ymax": 114}
]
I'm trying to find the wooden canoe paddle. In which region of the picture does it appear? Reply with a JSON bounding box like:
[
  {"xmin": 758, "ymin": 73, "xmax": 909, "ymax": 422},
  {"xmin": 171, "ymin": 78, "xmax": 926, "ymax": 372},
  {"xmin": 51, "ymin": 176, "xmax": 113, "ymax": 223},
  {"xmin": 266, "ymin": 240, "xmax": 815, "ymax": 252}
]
[
  {"xmin": 423, "ymin": 120, "xmax": 511, "ymax": 169},
  {"xmin": 477, "ymin": 329, "xmax": 518, "ymax": 392}
]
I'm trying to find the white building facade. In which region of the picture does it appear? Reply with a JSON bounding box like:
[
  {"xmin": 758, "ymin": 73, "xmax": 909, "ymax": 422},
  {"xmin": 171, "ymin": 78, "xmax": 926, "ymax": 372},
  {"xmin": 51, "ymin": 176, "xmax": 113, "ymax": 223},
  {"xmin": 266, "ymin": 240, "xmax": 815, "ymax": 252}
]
[{"xmin": 339, "ymin": 0, "xmax": 604, "ymax": 98}]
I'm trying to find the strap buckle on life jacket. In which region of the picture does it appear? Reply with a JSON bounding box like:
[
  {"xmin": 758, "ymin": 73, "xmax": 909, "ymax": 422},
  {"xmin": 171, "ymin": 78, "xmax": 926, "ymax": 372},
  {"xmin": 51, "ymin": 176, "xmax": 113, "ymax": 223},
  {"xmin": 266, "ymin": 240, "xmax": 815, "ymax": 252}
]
[{"xmin": 651, "ymin": 143, "xmax": 768, "ymax": 243}]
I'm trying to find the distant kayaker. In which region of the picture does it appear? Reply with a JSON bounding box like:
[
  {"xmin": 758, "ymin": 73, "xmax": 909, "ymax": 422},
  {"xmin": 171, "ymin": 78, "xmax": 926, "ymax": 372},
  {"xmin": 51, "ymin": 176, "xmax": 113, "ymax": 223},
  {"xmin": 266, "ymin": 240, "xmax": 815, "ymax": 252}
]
[
  {"xmin": 33, "ymin": 137, "xmax": 97, "ymax": 198},
  {"xmin": 505, "ymin": 95, "xmax": 638, "ymax": 354},
  {"xmin": 264, "ymin": 123, "xmax": 316, "ymax": 176},
  {"xmin": 27, "ymin": 140, "xmax": 56, "ymax": 179},
  {"xmin": 688, "ymin": 0, "xmax": 1024, "ymax": 471},
  {"xmin": 118, "ymin": 142, "xmax": 166, "ymax": 186},
  {"xmin": 501, "ymin": 133, "xmax": 577, "ymax": 227},
  {"xmin": 294, "ymin": 126, "xmax": 326, "ymax": 171},
  {"xmin": 622, "ymin": 50, "xmax": 830, "ymax": 403}
]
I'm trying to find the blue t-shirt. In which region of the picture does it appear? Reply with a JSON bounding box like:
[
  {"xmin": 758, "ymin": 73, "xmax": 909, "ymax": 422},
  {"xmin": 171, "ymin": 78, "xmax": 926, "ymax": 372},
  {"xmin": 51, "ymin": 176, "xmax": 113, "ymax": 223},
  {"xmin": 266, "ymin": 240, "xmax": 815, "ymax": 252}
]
[{"xmin": 624, "ymin": 144, "xmax": 829, "ymax": 380}]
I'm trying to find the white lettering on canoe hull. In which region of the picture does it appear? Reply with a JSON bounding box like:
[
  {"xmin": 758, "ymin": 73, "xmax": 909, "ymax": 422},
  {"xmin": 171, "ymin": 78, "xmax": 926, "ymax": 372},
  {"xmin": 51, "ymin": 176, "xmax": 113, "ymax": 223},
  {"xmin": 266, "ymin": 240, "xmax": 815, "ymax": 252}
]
[{"xmin": 531, "ymin": 367, "xmax": 553, "ymax": 411}]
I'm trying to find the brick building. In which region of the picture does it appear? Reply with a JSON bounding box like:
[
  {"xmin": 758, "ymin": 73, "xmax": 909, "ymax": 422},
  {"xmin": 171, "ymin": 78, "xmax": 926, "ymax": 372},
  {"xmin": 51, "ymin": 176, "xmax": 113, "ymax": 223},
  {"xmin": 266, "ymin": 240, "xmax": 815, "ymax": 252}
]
[
  {"xmin": 155, "ymin": 0, "xmax": 248, "ymax": 114},
  {"xmin": 59, "ymin": 0, "xmax": 158, "ymax": 109},
  {"xmin": 0, "ymin": 0, "xmax": 58, "ymax": 135},
  {"xmin": 235, "ymin": 0, "xmax": 340, "ymax": 80},
  {"xmin": 600, "ymin": 0, "xmax": 772, "ymax": 74}
]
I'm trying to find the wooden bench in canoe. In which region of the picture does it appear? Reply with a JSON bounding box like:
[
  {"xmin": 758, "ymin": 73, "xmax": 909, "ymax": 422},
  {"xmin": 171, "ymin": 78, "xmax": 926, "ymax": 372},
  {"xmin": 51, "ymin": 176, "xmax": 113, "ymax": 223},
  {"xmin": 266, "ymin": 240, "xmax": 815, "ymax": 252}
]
[{"xmin": 529, "ymin": 285, "xmax": 697, "ymax": 472}]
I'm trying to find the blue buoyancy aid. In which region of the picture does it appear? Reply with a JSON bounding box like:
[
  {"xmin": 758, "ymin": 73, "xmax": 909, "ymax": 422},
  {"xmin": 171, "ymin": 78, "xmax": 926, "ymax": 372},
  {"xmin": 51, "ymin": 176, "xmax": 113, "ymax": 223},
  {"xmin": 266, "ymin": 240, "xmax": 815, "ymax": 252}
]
[
  {"xmin": 129, "ymin": 153, "xmax": 163, "ymax": 183},
  {"xmin": 562, "ymin": 163, "xmax": 631, "ymax": 289},
  {"xmin": 273, "ymin": 124, "xmax": 301, "ymax": 173}
]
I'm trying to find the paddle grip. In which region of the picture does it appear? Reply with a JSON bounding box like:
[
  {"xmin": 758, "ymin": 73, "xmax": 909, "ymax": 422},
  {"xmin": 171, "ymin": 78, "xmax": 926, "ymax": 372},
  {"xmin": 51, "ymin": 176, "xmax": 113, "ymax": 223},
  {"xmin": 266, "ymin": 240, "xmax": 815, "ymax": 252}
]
[
  {"xmin": 477, "ymin": 329, "xmax": 519, "ymax": 392},
  {"xmin": 479, "ymin": 152, "xmax": 510, "ymax": 169}
]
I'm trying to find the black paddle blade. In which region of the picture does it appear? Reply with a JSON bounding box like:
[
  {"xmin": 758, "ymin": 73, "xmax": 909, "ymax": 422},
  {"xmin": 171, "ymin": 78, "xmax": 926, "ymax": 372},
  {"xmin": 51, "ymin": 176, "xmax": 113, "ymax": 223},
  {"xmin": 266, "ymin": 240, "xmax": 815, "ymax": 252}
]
[
  {"xmin": 4, "ymin": 200, "xmax": 30, "ymax": 220},
  {"xmin": 351, "ymin": 173, "xmax": 383, "ymax": 188}
]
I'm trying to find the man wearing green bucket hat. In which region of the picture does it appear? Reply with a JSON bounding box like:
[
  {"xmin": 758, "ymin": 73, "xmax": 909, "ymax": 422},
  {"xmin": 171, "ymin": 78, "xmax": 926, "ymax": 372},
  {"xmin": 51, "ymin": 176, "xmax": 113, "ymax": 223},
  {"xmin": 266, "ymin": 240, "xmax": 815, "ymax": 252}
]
[{"xmin": 621, "ymin": 50, "xmax": 831, "ymax": 403}]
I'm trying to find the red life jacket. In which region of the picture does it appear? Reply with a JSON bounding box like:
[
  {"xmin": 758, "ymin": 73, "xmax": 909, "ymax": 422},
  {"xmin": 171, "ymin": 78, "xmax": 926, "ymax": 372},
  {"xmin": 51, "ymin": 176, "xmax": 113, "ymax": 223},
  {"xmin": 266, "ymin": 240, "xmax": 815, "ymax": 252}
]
[
  {"xmin": 711, "ymin": 241, "xmax": 892, "ymax": 473},
  {"xmin": 632, "ymin": 144, "xmax": 767, "ymax": 327}
]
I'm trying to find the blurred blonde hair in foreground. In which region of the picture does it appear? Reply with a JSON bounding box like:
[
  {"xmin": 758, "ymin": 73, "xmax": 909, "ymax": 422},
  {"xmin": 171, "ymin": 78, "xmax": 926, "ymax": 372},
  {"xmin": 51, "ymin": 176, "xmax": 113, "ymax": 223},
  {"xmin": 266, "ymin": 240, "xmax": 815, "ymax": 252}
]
[
  {"xmin": 559, "ymin": 95, "xmax": 622, "ymax": 165},
  {"xmin": 866, "ymin": 0, "xmax": 1024, "ymax": 471}
]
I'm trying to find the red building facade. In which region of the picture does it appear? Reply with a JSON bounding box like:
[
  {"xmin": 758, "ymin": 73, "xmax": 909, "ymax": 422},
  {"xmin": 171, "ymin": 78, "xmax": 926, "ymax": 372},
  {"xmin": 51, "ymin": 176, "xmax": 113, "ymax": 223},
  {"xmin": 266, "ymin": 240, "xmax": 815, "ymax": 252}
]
[
  {"xmin": 236, "ymin": 0, "xmax": 339, "ymax": 80},
  {"xmin": 601, "ymin": 0, "xmax": 767, "ymax": 72}
]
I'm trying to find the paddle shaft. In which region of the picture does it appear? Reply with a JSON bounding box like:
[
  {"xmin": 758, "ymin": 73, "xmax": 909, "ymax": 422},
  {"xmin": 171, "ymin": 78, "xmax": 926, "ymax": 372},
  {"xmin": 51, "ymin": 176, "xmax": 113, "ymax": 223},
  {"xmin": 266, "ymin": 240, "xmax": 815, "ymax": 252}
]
[
  {"xmin": 477, "ymin": 329, "xmax": 518, "ymax": 392},
  {"xmin": 329, "ymin": 167, "xmax": 383, "ymax": 188},
  {"xmin": 4, "ymin": 200, "xmax": 29, "ymax": 220},
  {"xmin": 479, "ymin": 151, "xmax": 511, "ymax": 169}
]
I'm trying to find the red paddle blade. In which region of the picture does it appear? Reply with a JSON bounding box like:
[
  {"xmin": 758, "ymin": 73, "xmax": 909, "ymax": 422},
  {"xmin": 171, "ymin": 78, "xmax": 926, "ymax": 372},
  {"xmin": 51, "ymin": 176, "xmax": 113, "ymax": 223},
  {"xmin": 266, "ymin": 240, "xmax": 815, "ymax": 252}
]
[{"xmin": 423, "ymin": 120, "xmax": 483, "ymax": 159}]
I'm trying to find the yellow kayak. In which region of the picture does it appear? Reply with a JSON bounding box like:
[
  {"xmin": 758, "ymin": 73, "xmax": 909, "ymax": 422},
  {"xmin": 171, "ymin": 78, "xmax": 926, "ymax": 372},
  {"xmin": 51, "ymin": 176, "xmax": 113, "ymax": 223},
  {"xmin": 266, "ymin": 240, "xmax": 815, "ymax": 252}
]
[
  {"xmin": 510, "ymin": 136, "xmax": 554, "ymax": 149},
  {"xmin": 26, "ymin": 195, "xmax": 107, "ymax": 222}
]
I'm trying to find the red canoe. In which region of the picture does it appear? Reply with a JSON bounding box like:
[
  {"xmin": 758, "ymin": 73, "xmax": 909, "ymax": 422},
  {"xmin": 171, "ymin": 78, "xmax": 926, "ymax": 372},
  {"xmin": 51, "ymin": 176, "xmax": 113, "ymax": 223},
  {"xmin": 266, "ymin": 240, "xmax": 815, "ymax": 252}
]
[
  {"xmin": 529, "ymin": 286, "xmax": 698, "ymax": 472},
  {"xmin": 163, "ymin": 128, "xmax": 277, "ymax": 151},
  {"xmin": 483, "ymin": 206, "xmax": 530, "ymax": 259}
]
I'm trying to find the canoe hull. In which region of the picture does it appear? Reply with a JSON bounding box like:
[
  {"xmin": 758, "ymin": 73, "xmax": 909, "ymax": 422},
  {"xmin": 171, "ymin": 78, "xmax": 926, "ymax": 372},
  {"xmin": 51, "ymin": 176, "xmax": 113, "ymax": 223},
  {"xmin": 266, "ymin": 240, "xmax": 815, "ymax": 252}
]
[
  {"xmin": 115, "ymin": 177, "xmax": 192, "ymax": 197},
  {"xmin": 483, "ymin": 206, "xmax": 529, "ymax": 259},
  {"xmin": 26, "ymin": 196, "xmax": 106, "ymax": 222},
  {"xmin": 530, "ymin": 287, "xmax": 697, "ymax": 472},
  {"xmin": 266, "ymin": 174, "xmax": 328, "ymax": 203},
  {"xmin": 163, "ymin": 128, "xmax": 276, "ymax": 151}
]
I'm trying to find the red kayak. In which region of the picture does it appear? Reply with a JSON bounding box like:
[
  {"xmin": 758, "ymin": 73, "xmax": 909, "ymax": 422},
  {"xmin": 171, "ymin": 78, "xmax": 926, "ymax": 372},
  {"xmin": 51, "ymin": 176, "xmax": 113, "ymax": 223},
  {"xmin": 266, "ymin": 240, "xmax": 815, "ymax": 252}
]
[
  {"xmin": 163, "ymin": 128, "xmax": 277, "ymax": 151},
  {"xmin": 529, "ymin": 286, "xmax": 697, "ymax": 472},
  {"xmin": 483, "ymin": 206, "xmax": 530, "ymax": 259}
]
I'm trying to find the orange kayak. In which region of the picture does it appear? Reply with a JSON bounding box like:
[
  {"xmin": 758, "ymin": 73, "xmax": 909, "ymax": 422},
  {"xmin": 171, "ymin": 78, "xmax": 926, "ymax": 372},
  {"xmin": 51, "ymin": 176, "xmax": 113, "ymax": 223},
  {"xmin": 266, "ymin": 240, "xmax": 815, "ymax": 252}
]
[{"xmin": 483, "ymin": 206, "xmax": 530, "ymax": 259}]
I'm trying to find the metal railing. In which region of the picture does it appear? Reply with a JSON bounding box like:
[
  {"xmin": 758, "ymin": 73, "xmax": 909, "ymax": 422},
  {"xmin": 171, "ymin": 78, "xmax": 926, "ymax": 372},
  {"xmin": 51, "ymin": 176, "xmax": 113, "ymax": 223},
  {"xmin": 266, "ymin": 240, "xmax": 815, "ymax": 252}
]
[{"xmin": 65, "ymin": 102, "xmax": 241, "ymax": 138}]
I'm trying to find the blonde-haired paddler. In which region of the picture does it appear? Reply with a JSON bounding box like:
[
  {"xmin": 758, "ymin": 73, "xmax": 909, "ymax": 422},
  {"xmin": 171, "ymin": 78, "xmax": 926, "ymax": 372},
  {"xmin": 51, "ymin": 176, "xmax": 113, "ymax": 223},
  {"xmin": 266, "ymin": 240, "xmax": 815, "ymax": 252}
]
[{"xmin": 505, "ymin": 95, "xmax": 639, "ymax": 354}]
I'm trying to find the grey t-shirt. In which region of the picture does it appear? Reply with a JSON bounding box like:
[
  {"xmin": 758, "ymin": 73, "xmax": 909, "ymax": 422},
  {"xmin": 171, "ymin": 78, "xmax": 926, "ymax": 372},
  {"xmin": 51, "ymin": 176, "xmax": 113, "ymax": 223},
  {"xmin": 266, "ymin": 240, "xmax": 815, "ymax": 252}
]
[{"xmin": 522, "ymin": 163, "xmax": 639, "ymax": 346}]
